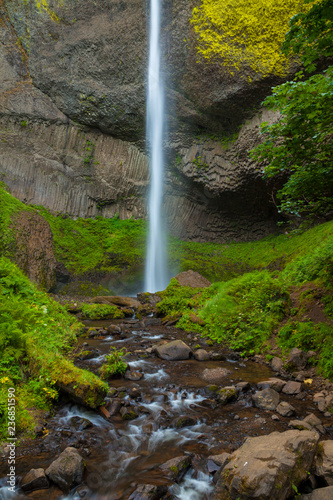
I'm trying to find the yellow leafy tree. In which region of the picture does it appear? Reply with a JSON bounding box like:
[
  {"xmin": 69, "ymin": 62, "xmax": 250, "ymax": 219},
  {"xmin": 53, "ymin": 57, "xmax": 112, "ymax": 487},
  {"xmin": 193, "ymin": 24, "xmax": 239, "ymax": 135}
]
[{"xmin": 190, "ymin": 0, "xmax": 316, "ymax": 78}]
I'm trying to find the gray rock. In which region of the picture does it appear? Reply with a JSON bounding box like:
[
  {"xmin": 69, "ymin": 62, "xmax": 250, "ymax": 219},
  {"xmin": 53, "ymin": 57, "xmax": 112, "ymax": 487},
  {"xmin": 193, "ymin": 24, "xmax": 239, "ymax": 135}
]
[
  {"xmin": 252, "ymin": 388, "xmax": 280, "ymax": 411},
  {"xmin": 160, "ymin": 455, "xmax": 192, "ymax": 483},
  {"xmin": 304, "ymin": 414, "xmax": 322, "ymax": 427},
  {"xmin": 201, "ymin": 368, "xmax": 230, "ymax": 384},
  {"xmin": 257, "ymin": 378, "xmax": 286, "ymax": 392},
  {"xmin": 302, "ymin": 486, "xmax": 333, "ymax": 499},
  {"xmin": 271, "ymin": 357, "xmax": 283, "ymax": 372},
  {"xmin": 211, "ymin": 430, "xmax": 319, "ymax": 500},
  {"xmin": 282, "ymin": 380, "xmax": 302, "ymax": 395},
  {"xmin": 276, "ymin": 401, "xmax": 296, "ymax": 417},
  {"xmin": 194, "ymin": 349, "xmax": 210, "ymax": 361},
  {"xmin": 154, "ymin": 340, "xmax": 192, "ymax": 361},
  {"xmin": 45, "ymin": 447, "xmax": 84, "ymax": 492},
  {"xmin": 128, "ymin": 484, "xmax": 167, "ymax": 500},
  {"xmin": 315, "ymin": 440, "xmax": 333, "ymax": 486},
  {"xmin": 21, "ymin": 468, "xmax": 49, "ymax": 492}
]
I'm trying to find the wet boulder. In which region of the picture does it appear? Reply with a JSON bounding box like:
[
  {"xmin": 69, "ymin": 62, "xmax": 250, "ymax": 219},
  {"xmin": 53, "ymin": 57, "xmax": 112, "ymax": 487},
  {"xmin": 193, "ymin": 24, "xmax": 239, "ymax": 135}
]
[
  {"xmin": 69, "ymin": 416, "xmax": 93, "ymax": 431},
  {"xmin": 21, "ymin": 468, "xmax": 49, "ymax": 492},
  {"xmin": 194, "ymin": 349, "xmax": 210, "ymax": 361},
  {"xmin": 160, "ymin": 455, "xmax": 192, "ymax": 483},
  {"xmin": 217, "ymin": 386, "xmax": 238, "ymax": 406},
  {"xmin": 212, "ymin": 430, "xmax": 319, "ymax": 500},
  {"xmin": 252, "ymin": 388, "xmax": 280, "ymax": 411},
  {"xmin": 315, "ymin": 440, "xmax": 333, "ymax": 485},
  {"xmin": 128, "ymin": 484, "xmax": 168, "ymax": 500},
  {"xmin": 154, "ymin": 340, "xmax": 192, "ymax": 361},
  {"xmin": 174, "ymin": 415, "xmax": 199, "ymax": 428},
  {"xmin": 120, "ymin": 407, "xmax": 138, "ymax": 420},
  {"xmin": 45, "ymin": 447, "xmax": 85, "ymax": 492}
]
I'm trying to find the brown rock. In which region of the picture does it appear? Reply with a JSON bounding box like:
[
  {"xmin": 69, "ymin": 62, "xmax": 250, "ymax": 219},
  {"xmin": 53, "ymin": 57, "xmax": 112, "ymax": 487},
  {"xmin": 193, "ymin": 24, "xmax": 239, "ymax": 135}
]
[
  {"xmin": 276, "ymin": 401, "xmax": 296, "ymax": 417},
  {"xmin": 21, "ymin": 468, "xmax": 49, "ymax": 492},
  {"xmin": 160, "ymin": 455, "xmax": 192, "ymax": 483},
  {"xmin": 201, "ymin": 368, "xmax": 230, "ymax": 384},
  {"xmin": 173, "ymin": 270, "xmax": 211, "ymax": 288},
  {"xmin": 11, "ymin": 211, "xmax": 57, "ymax": 291},
  {"xmin": 90, "ymin": 296, "xmax": 141, "ymax": 309},
  {"xmin": 194, "ymin": 349, "xmax": 210, "ymax": 361},
  {"xmin": 257, "ymin": 378, "xmax": 286, "ymax": 392}
]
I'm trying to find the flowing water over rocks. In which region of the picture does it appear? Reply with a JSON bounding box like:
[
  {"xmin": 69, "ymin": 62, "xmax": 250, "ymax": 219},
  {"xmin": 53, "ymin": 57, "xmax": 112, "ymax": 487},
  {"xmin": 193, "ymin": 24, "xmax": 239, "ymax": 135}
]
[{"xmin": 1, "ymin": 316, "xmax": 333, "ymax": 500}]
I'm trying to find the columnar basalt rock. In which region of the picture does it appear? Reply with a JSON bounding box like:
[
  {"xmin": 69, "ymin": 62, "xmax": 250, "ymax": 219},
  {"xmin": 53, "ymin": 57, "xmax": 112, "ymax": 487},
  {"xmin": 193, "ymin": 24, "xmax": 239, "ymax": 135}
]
[{"xmin": 0, "ymin": 0, "xmax": 286, "ymax": 242}]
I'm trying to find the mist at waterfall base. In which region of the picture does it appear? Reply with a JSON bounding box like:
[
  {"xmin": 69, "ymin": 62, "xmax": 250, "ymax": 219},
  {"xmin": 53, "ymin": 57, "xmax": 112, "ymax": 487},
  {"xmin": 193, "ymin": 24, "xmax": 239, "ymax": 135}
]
[{"xmin": 144, "ymin": 0, "xmax": 169, "ymax": 294}]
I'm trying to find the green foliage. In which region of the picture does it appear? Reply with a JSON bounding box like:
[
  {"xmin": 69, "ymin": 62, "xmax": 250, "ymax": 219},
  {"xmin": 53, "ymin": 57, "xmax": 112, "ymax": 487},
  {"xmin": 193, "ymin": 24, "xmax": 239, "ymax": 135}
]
[
  {"xmin": 169, "ymin": 220, "xmax": 333, "ymax": 283},
  {"xmin": 80, "ymin": 303, "xmax": 125, "ymax": 320},
  {"xmin": 278, "ymin": 320, "xmax": 333, "ymax": 377},
  {"xmin": 0, "ymin": 257, "xmax": 107, "ymax": 439},
  {"xmin": 100, "ymin": 347, "xmax": 128, "ymax": 379},
  {"xmin": 179, "ymin": 271, "xmax": 289, "ymax": 355},
  {"xmin": 251, "ymin": 67, "xmax": 333, "ymax": 220},
  {"xmin": 40, "ymin": 210, "xmax": 146, "ymax": 275},
  {"xmin": 251, "ymin": 0, "xmax": 333, "ymax": 223},
  {"xmin": 282, "ymin": 0, "xmax": 333, "ymax": 73},
  {"xmin": 282, "ymin": 240, "xmax": 333, "ymax": 284},
  {"xmin": 190, "ymin": 0, "xmax": 312, "ymax": 78},
  {"xmin": 156, "ymin": 278, "xmax": 208, "ymax": 318}
]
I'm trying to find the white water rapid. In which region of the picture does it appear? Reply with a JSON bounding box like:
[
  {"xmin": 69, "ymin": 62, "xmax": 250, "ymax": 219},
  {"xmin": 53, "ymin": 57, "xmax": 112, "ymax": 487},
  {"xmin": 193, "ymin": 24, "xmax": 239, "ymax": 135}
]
[{"xmin": 145, "ymin": 0, "xmax": 168, "ymax": 293}]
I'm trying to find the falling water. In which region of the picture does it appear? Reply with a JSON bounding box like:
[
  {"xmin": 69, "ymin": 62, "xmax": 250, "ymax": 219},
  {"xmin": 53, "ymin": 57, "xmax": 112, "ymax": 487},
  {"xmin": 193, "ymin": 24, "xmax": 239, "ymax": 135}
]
[{"xmin": 144, "ymin": 0, "xmax": 168, "ymax": 293}]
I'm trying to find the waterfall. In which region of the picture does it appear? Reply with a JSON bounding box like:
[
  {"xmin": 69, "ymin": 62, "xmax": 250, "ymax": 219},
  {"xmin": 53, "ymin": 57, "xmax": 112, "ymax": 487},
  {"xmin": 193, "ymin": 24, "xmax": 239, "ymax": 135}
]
[{"xmin": 144, "ymin": 0, "xmax": 168, "ymax": 293}]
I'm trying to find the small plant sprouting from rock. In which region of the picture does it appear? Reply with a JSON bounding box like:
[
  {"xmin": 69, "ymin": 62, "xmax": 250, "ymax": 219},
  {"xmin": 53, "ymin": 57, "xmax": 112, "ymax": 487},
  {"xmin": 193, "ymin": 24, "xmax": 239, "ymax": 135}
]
[{"xmin": 100, "ymin": 347, "xmax": 128, "ymax": 379}]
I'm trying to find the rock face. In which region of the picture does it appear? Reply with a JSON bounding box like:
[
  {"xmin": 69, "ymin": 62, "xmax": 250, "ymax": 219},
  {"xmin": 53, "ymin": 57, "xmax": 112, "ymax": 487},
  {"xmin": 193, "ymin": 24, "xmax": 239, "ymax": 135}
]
[
  {"xmin": 173, "ymin": 270, "xmax": 211, "ymax": 288},
  {"xmin": 315, "ymin": 441, "xmax": 333, "ymax": 486},
  {"xmin": 0, "ymin": 0, "xmax": 285, "ymax": 242},
  {"xmin": 212, "ymin": 430, "xmax": 319, "ymax": 500},
  {"xmin": 45, "ymin": 447, "xmax": 85, "ymax": 492},
  {"xmin": 11, "ymin": 211, "xmax": 57, "ymax": 291}
]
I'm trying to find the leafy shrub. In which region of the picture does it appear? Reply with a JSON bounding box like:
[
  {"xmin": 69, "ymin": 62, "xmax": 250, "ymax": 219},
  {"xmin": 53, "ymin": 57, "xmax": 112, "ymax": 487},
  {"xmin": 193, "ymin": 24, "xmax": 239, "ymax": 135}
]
[
  {"xmin": 282, "ymin": 241, "xmax": 333, "ymax": 285},
  {"xmin": 180, "ymin": 271, "xmax": 289, "ymax": 355},
  {"xmin": 81, "ymin": 303, "xmax": 125, "ymax": 320},
  {"xmin": 100, "ymin": 347, "xmax": 128, "ymax": 379},
  {"xmin": 156, "ymin": 278, "xmax": 209, "ymax": 318},
  {"xmin": 278, "ymin": 320, "xmax": 333, "ymax": 378}
]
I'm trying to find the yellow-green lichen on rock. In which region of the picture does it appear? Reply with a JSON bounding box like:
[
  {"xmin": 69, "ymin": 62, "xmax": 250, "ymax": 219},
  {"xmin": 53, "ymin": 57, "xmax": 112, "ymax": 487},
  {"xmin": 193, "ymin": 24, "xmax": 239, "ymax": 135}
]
[{"xmin": 190, "ymin": 0, "xmax": 317, "ymax": 78}]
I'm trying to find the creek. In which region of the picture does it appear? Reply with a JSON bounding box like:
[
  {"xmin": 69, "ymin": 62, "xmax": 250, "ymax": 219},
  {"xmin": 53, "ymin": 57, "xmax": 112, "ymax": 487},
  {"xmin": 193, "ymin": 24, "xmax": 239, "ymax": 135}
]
[{"xmin": 1, "ymin": 315, "xmax": 331, "ymax": 500}]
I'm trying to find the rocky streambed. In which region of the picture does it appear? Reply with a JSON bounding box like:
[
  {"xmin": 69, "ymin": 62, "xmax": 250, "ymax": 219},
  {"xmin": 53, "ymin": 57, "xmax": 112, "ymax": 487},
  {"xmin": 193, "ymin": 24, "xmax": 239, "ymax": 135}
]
[{"xmin": 1, "ymin": 312, "xmax": 333, "ymax": 500}]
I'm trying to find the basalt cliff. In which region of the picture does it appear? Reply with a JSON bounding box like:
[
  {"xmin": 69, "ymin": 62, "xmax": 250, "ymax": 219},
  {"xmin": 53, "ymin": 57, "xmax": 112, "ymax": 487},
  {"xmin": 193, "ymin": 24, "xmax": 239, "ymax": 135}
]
[{"xmin": 0, "ymin": 0, "xmax": 285, "ymax": 242}]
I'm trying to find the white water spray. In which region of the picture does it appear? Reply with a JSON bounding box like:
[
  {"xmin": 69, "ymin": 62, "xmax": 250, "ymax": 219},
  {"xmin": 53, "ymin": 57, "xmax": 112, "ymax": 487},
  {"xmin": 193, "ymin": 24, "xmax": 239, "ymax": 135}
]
[{"xmin": 145, "ymin": 0, "xmax": 168, "ymax": 293}]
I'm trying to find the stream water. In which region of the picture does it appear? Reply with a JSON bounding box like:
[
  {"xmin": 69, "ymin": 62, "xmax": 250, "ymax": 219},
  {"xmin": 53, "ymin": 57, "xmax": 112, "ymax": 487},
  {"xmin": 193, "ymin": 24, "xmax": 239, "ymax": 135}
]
[{"xmin": 1, "ymin": 317, "xmax": 331, "ymax": 500}]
